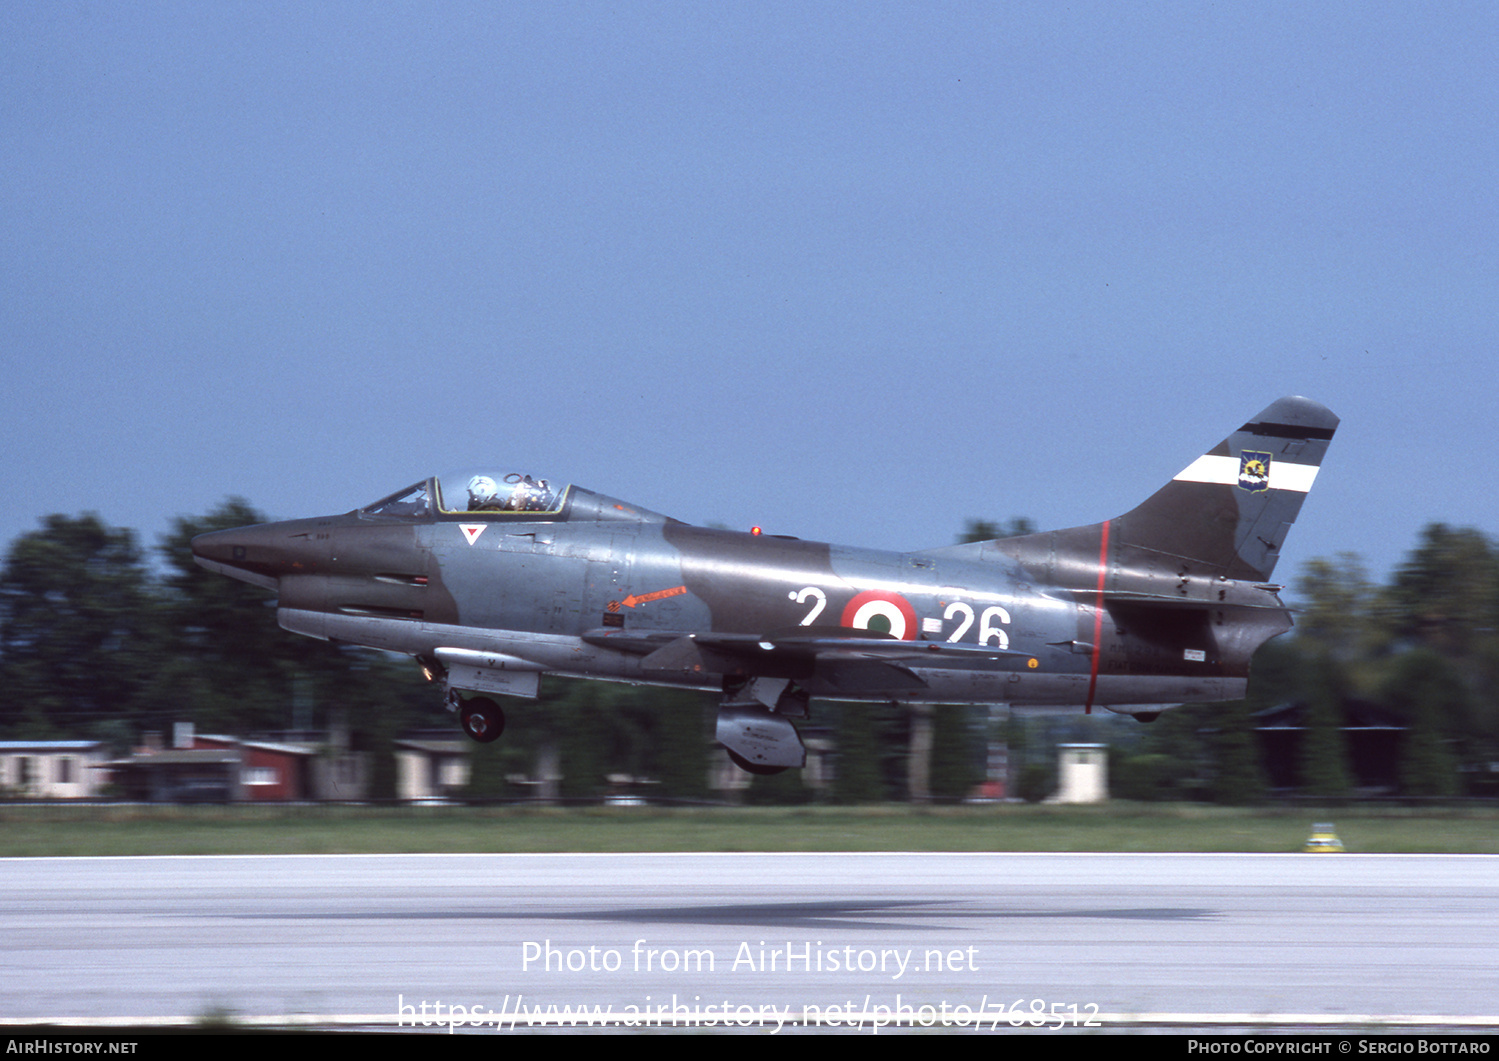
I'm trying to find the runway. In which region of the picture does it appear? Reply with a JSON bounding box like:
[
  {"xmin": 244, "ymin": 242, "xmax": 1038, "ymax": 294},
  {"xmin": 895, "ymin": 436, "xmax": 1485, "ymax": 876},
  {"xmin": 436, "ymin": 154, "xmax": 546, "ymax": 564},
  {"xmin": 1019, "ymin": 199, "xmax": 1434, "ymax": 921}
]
[{"xmin": 2, "ymin": 852, "xmax": 1497, "ymax": 1033}]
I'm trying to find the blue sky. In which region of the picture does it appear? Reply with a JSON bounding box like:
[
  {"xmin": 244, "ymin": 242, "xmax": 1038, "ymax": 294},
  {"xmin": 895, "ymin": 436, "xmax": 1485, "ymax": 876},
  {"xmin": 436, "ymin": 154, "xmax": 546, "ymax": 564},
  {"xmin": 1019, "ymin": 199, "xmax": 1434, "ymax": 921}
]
[{"xmin": 3, "ymin": 3, "xmax": 1495, "ymax": 591}]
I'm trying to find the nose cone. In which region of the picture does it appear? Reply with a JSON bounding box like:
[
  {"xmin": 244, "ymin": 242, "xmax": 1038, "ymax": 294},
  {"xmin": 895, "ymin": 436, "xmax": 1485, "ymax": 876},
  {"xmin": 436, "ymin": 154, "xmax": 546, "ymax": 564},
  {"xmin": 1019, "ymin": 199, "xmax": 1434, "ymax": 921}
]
[{"xmin": 191, "ymin": 517, "xmax": 331, "ymax": 591}]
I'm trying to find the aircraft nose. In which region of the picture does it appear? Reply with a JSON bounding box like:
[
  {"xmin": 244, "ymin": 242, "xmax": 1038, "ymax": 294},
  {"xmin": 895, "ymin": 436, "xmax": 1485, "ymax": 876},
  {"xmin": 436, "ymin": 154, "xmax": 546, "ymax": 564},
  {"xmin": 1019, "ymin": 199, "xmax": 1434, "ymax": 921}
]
[{"xmin": 191, "ymin": 519, "xmax": 327, "ymax": 590}]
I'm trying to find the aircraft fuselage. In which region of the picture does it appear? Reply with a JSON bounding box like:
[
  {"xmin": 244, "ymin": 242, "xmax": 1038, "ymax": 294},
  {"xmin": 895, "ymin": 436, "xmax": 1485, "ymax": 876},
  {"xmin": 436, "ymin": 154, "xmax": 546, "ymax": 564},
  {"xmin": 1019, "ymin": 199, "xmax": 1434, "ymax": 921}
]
[{"xmin": 191, "ymin": 396, "xmax": 1337, "ymax": 769}]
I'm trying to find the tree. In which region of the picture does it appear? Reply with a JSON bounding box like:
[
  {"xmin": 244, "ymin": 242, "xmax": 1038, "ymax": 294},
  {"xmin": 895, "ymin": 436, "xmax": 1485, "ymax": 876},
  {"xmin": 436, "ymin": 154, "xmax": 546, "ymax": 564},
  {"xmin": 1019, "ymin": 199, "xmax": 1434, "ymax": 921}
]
[
  {"xmin": 1297, "ymin": 651, "xmax": 1354, "ymax": 798},
  {"xmin": 1110, "ymin": 703, "xmax": 1215, "ymax": 801},
  {"xmin": 1379, "ymin": 649, "xmax": 1463, "ymax": 797},
  {"xmin": 0, "ymin": 514, "xmax": 160, "ymax": 738},
  {"xmin": 1294, "ymin": 553, "xmax": 1384, "ymax": 666},
  {"xmin": 1386, "ymin": 525, "xmax": 1499, "ymax": 655},
  {"xmin": 957, "ymin": 517, "xmax": 1036, "ymax": 545},
  {"xmin": 156, "ymin": 499, "xmax": 310, "ymax": 731},
  {"xmin": 1381, "ymin": 525, "xmax": 1499, "ymax": 773},
  {"xmin": 153, "ymin": 500, "xmax": 444, "ymax": 762},
  {"xmin": 929, "ymin": 704, "xmax": 982, "ymax": 802},
  {"xmin": 155, "ymin": 499, "xmax": 427, "ymax": 737},
  {"xmin": 831, "ymin": 704, "xmax": 885, "ymax": 803},
  {"xmin": 1211, "ymin": 699, "xmax": 1268, "ymax": 803},
  {"xmin": 650, "ymin": 690, "xmax": 713, "ymax": 800}
]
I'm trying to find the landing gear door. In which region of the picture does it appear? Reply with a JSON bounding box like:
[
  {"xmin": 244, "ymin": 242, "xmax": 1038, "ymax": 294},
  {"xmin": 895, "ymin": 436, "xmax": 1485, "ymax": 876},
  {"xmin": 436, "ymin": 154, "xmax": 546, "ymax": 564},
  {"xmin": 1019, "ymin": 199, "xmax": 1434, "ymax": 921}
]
[{"xmin": 435, "ymin": 647, "xmax": 543, "ymax": 699}]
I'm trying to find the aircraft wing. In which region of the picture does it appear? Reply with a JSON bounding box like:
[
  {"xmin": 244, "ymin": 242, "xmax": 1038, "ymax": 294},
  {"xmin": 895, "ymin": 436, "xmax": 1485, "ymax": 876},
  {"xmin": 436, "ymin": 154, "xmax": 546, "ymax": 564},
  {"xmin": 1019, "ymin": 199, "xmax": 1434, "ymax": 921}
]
[
  {"xmin": 581, "ymin": 627, "xmax": 1033, "ymax": 689},
  {"xmin": 583, "ymin": 626, "xmax": 1031, "ymax": 659}
]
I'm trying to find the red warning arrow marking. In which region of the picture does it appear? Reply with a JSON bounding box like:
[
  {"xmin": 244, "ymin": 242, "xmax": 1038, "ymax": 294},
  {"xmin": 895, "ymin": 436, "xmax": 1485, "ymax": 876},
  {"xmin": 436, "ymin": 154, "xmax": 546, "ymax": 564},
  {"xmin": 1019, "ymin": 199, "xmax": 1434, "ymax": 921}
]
[{"xmin": 621, "ymin": 585, "xmax": 688, "ymax": 608}]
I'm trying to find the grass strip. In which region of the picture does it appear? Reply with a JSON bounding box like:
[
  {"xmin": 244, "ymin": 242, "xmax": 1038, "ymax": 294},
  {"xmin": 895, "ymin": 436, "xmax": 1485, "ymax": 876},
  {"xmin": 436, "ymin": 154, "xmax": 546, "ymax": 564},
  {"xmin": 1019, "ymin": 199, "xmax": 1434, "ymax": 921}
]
[{"xmin": 2, "ymin": 802, "xmax": 1498, "ymax": 857}]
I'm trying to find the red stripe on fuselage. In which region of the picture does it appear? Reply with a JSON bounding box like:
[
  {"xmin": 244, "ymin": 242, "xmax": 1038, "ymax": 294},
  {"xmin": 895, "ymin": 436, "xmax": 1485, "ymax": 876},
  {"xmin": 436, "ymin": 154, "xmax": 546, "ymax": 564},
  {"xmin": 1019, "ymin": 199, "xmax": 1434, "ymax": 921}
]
[{"xmin": 1085, "ymin": 519, "xmax": 1111, "ymax": 714}]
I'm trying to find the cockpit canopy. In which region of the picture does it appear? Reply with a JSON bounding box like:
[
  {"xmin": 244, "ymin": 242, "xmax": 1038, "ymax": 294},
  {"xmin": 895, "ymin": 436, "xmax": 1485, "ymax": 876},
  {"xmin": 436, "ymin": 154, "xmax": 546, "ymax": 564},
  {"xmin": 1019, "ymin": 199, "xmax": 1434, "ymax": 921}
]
[{"xmin": 361, "ymin": 471, "xmax": 569, "ymax": 519}]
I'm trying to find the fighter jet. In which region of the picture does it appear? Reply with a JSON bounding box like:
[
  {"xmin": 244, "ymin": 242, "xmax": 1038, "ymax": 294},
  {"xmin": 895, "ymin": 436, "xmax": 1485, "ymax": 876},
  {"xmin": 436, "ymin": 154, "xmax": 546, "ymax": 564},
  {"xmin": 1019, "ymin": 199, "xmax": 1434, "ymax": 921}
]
[{"xmin": 191, "ymin": 396, "xmax": 1337, "ymax": 774}]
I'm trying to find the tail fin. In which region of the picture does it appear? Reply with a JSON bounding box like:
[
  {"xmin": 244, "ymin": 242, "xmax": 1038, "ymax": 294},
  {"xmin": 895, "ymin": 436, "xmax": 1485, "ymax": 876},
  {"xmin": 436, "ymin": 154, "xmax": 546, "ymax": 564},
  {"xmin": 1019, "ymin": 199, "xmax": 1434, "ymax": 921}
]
[
  {"xmin": 950, "ymin": 396, "xmax": 1339, "ymax": 589},
  {"xmin": 1109, "ymin": 395, "xmax": 1339, "ymax": 583}
]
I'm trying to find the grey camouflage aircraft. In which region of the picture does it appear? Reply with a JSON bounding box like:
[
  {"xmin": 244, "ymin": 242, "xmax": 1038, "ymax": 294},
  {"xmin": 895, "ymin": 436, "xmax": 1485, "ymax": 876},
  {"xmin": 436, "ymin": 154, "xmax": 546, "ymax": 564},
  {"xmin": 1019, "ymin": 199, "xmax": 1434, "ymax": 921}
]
[{"xmin": 192, "ymin": 396, "xmax": 1337, "ymax": 774}]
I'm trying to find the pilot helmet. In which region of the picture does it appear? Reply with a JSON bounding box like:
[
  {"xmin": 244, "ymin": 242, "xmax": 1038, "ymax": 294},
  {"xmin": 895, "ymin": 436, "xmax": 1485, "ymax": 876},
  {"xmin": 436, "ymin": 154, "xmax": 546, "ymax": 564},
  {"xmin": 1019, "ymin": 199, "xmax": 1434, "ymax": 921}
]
[{"xmin": 466, "ymin": 475, "xmax": 500, "ymax": 509}]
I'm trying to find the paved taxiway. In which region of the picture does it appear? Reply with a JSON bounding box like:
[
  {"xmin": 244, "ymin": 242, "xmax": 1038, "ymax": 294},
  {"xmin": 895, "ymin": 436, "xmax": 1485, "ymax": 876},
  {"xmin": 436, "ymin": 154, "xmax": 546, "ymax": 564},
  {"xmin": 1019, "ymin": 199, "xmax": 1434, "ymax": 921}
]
[{"xmin": 3, "ymin": 852, "xmax": 1497, "ymax": 1031}]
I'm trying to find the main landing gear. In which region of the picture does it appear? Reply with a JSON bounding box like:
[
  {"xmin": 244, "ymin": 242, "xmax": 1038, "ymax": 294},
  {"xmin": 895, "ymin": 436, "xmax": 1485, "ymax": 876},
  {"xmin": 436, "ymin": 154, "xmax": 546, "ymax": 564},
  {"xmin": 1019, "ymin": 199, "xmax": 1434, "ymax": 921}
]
[{"xmin": 459, "ymin": 696, "xmax": 506, "ymax": 743}]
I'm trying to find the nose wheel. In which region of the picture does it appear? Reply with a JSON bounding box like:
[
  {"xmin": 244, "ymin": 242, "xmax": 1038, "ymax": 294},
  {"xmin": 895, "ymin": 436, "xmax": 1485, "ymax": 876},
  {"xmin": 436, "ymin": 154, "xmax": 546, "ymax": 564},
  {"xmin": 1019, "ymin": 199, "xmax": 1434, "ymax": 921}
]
[{"xmin": 459, "ymin": 698, "xmax": 506, "ymax": 743}]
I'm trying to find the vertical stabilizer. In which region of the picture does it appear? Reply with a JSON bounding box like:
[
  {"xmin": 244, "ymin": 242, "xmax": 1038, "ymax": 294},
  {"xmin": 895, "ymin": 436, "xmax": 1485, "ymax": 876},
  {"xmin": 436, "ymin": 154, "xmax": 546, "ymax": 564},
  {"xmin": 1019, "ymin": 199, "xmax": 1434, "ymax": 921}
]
[
  {"xmin": 952, "ymin": 396, "xmax": 1339, "ymax": 590},
  {"xmin": 1112, "ymin": 395, "xmax": 1338, "ymax": 583}
]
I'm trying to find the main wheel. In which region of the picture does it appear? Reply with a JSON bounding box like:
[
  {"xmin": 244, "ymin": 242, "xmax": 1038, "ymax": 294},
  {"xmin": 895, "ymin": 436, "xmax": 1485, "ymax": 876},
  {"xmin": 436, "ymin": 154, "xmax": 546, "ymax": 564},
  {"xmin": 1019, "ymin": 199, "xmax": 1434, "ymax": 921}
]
[
  {"xmin": 726, "ymin": 748, "xmax": 788, "ymax": 776},
  {"xmin": 460, "ymin": 698, "xmax": 506, "ymax": 743}
]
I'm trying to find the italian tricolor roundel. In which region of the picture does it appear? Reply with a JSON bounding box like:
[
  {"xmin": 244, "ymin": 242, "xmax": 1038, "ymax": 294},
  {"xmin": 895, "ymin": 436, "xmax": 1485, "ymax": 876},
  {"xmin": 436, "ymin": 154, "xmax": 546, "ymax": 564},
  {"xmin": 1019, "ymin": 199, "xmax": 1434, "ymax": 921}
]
[{"xmin": 840, "ymin": 590, "xmax": 918, "ymax": 640}]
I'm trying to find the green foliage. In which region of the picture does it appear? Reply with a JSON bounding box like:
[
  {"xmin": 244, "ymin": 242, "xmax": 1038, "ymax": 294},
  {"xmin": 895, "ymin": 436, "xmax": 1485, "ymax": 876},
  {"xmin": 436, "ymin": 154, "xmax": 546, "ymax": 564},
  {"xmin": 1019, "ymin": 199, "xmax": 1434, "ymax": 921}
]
[
  {"xmin": 1297, "ymin": 652, "xmax": 1354, "ymax": 798},
  {"xmin": 1211, "ymin": 700, "xmax": 1268, "ymax": 804},
  {"xmin": 1107, "ymin": 705, "xmax": 1218, "ymax": 802},
  {"xmin": 17, "ymin": 801, "xmax": 1499, "ymax": 856},
  {"xmin": 540, "ymin": 679, "xmax": 714, "ymax": 800},
  {"xmin": 830, "ymin": 704, "xmax": 884, "ymax": 803},
  {"xmin": 1002, "ymin": 712, "xmax": 1064, "ymax": 802},
  {"xmin": 1386, "ymin": 524, "xmax": 1499, "ymax": 660},
  {"xmin": 547, "ymin": 680, "xmax": 613, "ymax": 799},
  {"xmin": 1379, "ymin": 649, "xmax": 1464, "ymax": 797},
  {"xmin": 1241, "ymin": 639, "xmax": 1303, "ymax": 708},
  {"xmin": 744, "ymin": 765, "xmax": 812, "ymax": 804},
  {"xmin": 1294, "ymin": 553, "xmax": 1384, "ymax": 666},
  {"xmin": 156, "ymin": 499, "xmax": 381, "ymax": 735},
  {"xmin": 1111, "ymin": 752, "xmax": 1177, "ymax": 801},
  {"xmin": 0, "ymin": 503, "xmax": 447, "ymax": 754},
  {"xmin": 929, "ymin": 704, "xmax": 982, "ymax": 802},
  {"xmin": 0, "ymin": 514, "xmax": 160, "ymax": 738},
  {"xmin": 1015, "ymin": 762, "xmax": 1052, "ymax": 803},
  {"xmin": 650, "ymin": 690, "xmax": 712, "ymax": 800},
  {"xmin": 1108, "ymin": 522, "xmax": 1499, "ymax": 803},
  {"xmin": 957, "ymin": 517, "xmax": 1036, "ymax": 545},
  {"xmin": 1286, "ymin": 524, "xmax": 1499, "ymax": 797}
]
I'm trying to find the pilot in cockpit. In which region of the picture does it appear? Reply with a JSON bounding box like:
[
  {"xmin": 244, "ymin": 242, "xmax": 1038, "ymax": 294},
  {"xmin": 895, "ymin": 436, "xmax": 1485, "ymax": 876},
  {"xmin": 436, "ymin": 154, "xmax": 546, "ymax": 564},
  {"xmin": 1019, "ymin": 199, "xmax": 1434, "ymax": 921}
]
[
  {"xmin": 466, "ymin": 475, "xmax": 505, "ymax": 511},
  {"xmin": 465, "ymin": 473, "xmax": 553, "ymax": 512}
]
